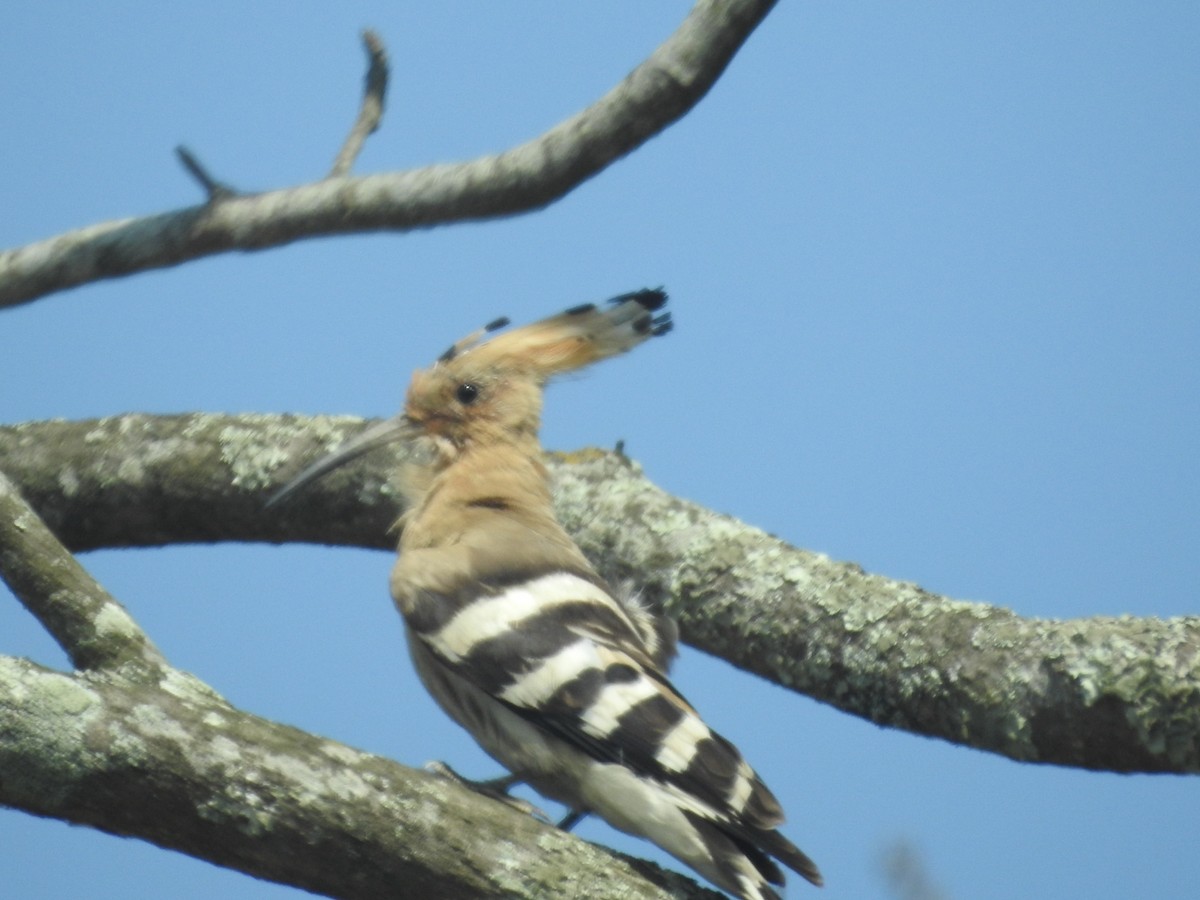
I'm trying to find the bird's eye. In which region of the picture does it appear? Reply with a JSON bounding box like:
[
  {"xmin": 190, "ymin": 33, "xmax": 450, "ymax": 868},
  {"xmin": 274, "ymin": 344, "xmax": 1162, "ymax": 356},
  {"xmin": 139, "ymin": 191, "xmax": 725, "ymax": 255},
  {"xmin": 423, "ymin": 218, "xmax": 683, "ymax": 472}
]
[{"xmin": 455, "ymin": 382, "xmax": 480, "ymax": 405}]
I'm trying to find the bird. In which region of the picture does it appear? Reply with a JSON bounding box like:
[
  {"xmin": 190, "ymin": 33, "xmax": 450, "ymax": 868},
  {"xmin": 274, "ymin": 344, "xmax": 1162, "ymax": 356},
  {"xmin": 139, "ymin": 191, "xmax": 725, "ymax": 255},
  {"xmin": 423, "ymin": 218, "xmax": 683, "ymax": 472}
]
[{"xmin": 269, "ymin": 289, "xmax": 822, "ymax": 899}]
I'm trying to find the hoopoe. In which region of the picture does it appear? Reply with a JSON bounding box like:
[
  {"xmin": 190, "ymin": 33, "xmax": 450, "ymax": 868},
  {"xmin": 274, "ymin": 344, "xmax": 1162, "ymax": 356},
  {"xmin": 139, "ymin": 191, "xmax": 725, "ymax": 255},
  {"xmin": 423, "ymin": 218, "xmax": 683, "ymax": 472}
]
[{"xmin": 271, "ymin": 289, "xmax": 822, "ymax": 899}]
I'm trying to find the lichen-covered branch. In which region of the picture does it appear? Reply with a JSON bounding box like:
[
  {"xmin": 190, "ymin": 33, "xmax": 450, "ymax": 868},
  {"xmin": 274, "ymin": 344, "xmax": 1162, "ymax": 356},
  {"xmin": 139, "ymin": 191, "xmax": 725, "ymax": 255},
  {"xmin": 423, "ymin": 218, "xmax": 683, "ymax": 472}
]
[
  {"xmin": 0, "ymin": 469, "xmax": 165, "ymax": 674},
  {"xmin": 0, "ymin": 655, "xmax": 714, "ymax": 899},
  {"xmin": 0, "ymin": 0, "xmax": 776, "ymax": 310},
  {"xmin": 3, "ymin": 414, "xmax": 1197, "ymax": 774},
  {"xmin": 552, "ymin": 452, "xmax": 1200, "ymax": 775}
]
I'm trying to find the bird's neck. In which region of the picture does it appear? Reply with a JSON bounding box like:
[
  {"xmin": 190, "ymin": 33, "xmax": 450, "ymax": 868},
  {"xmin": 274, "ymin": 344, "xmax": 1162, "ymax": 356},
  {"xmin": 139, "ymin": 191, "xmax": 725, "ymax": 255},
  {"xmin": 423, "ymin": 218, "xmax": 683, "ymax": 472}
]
[
  {"xmin": 439, "ymin": 441, "xmax": 552, "ymax": 507},
  {"xmin": 399, "ymin": 439, "xmax": 555, "ymax": 547}
]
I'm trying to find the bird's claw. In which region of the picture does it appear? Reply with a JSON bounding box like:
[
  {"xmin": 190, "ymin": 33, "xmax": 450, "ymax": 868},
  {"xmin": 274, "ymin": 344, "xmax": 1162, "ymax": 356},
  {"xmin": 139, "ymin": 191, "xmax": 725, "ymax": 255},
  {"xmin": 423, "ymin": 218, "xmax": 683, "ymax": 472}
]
[{"xmin": 423, "ymin": 760, "xmax": 551, "ymax": 823}]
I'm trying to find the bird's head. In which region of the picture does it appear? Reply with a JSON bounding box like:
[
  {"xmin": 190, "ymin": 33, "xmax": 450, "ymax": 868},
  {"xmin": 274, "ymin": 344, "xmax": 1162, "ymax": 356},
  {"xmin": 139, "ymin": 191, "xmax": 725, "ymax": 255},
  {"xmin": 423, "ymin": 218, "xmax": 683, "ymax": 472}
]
[
  {"xmin": 405, "ymin": 287, "xmax": 670, "ymax": 459},
  {"xmin": 267, "ymin": 289, "xmax": 670, "ymax": 505}
]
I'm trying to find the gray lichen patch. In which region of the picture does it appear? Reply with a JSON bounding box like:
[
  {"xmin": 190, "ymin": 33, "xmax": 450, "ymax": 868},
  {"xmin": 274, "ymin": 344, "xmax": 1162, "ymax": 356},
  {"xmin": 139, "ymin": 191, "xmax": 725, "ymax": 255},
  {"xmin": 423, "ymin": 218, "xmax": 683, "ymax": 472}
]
[
  {"xmin": 130, "ymin": 701, "xmax": 191, "ymax": 745},
  {"xmin": 158, "ymin": 666, "xmax": 228, "ymax": 705},
  {"xmin": 196, "ymin": 788, "xmax": 274, "ymax": 836},
  {"xmin": 198, "ymin": 734, "xmax": 244, "ymax": 769},
  {"xmin": 319, "ymin": 739, "xmax": 369, "ymax": 767},
  {"xmin": 57, "ymin": 466, "xmax": 80, "ymax": 496},
  {"xmin": 25, "ymin": 666, "xmax": 98, "ymax": 717},
  {"xmin": 82, "ymin": 419, "xmax": 112, "ymax": 444},
  {"xmin": 258, "ymin": 750, "xmax": 368, "ymax": 805},
  {"xmin": 218, "ymin": 423, "xmax": 293, "ymax": 490},
  {"xmin": 93, "ymin": 601, "xmax": 143, "ymax": 643},
  {"xmin": 212, "ymin": 413, "xmax": 367, "ymax": 490},
  {"xmin": 0, "ymin": 660, "xmax": 101, "ymax": 804},
  {"xmin": 84, "ymin": 413, "xmax": 155, "ymax": 444}
]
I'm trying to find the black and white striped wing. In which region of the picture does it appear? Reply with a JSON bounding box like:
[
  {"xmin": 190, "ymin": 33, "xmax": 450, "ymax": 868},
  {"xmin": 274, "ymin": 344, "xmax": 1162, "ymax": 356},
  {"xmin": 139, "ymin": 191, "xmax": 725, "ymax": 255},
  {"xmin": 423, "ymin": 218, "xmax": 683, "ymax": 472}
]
[{"xmin": 407, "ymin": 569, "xmax": 821, "ymax": 896}]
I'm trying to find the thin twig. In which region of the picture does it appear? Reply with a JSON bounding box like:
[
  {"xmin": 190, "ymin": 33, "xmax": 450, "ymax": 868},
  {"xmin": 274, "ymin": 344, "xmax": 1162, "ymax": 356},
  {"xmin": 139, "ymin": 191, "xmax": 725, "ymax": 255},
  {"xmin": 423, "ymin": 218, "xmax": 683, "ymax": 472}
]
[
  {"xmin": 329, "ymin": 29, "xmax": 390, "ymax": 178},
  {"xmin": 0, "ymin": 468, "xmax": 166, "ymax": 673},
  {"xmin": 175, "ymin": 145, "xmax": 237, "ymax": 201}
]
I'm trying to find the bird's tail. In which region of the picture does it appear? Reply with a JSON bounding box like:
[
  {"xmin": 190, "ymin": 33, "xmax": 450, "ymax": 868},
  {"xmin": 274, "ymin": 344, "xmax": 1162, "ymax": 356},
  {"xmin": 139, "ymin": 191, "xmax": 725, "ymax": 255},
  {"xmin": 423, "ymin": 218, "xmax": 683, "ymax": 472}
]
[
  {"xmin": 753, "ymin": 824, "xmax": 824, "ymax": 889},
  {"xmin": 685, "ymin": 813, "xmax": 823, "ymax": 900}
]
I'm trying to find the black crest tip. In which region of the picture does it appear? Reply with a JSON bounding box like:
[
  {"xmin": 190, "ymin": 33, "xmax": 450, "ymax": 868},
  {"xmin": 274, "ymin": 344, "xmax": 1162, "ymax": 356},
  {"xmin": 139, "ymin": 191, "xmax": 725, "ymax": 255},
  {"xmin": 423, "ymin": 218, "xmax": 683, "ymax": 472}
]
[
  {"xmin": 607, "ymin": 287, "xmax": 668, "ymax": 311},
  {"xmin": 632, "ymin": 311, "xmax": 673, "ymax": 336},
  {"xmin": 634, "ymin": 287, "xmax": 668, "ymax": 311}
]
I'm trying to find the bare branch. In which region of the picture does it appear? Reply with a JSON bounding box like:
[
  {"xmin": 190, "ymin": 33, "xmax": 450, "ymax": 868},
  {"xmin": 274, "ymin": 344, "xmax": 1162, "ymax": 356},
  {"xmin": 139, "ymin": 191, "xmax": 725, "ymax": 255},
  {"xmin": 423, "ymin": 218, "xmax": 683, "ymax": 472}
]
[
  {"xmin": 3, "ymin": 414, "xmax": 1198, "ymax": 774},
  {"xmin": 0, "ymin": 0, "xmax": 777, "ymax": 310},
  {"xmin": 0, "ymin": 655, "xmax": 717, "ymax": 899},
  {"xmin": 0, "ymin": 468, "xmax": 165, "ymax": 674},
  {"xmin": 329, "ymin": 29, "xmax": 390, "ymax": 178}
]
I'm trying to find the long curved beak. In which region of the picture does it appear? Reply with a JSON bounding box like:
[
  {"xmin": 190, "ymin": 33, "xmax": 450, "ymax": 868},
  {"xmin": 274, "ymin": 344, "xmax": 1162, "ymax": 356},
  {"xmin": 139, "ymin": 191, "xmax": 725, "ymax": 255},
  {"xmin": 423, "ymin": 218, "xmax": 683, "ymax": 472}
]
[{"xmin": 266, "ymin": 415, "xmax": 412, "ymax": 508}]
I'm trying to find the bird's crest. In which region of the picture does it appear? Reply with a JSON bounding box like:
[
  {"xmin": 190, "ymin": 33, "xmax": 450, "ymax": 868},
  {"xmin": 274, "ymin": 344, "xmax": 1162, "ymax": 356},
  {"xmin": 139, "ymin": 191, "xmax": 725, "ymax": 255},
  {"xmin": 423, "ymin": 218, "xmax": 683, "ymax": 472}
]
[
  {"xmin": 268, "ymin": 289, "xmax": 671, "ymax": 504},
  {"xmin": 433, "ymin": 287, "xmax": 671, "ymax": 381}
]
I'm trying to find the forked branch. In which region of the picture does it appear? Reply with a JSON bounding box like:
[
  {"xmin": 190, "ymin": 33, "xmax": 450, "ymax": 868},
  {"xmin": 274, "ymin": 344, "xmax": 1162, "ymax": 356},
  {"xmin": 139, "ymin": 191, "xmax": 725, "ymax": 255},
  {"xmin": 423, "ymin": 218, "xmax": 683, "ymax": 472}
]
[{"xmin": 0, "ymin": 469, "xmax": 165, "ymax": 674}]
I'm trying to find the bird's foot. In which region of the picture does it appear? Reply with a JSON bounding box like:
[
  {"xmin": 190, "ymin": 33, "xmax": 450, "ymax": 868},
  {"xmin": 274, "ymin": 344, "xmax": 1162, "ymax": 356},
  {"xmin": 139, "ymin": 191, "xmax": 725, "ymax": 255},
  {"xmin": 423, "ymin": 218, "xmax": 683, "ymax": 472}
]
[{"xmin": 423, "ymin": 761, "xmax": 550, "ymax": 823}]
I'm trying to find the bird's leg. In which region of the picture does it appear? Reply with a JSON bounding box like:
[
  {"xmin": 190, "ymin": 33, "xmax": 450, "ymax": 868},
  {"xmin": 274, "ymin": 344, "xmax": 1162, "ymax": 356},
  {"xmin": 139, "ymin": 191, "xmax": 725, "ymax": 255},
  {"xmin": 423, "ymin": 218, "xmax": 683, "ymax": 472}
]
[
  {"xmin": 424, "ymin": 761, "xmax": 550, "ymax": 822},
  {"xmin": 556, "ymin": 809, "xmax": 589, "ymax": 832}
]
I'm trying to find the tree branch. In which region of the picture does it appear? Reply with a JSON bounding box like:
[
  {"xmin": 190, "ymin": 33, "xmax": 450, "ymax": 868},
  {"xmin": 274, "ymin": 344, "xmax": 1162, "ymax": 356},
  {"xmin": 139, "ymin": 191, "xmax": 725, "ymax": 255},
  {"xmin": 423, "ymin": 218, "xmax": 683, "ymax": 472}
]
[
  {"xmin": 0, "ymin": 0, "xmax": 776, "ymax": 310},
  {"xmin": 0, "ymin": 468, "xmax": 165, "ymax": 674},
  {"xmin": 3, "ymin": 414, "xmax": 1197, "ymax": 774},
  {"xmin": 0, "ymin": 654, "xmax": 716, "ymax": 898}
]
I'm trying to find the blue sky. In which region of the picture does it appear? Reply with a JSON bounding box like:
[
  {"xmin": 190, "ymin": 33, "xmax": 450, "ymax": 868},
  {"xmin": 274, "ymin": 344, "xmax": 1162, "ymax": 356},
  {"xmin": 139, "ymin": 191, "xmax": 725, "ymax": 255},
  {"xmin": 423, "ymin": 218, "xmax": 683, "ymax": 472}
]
[{"xmin": 3, "ymin": 2, "xmax": 1198, "ymax": 897}]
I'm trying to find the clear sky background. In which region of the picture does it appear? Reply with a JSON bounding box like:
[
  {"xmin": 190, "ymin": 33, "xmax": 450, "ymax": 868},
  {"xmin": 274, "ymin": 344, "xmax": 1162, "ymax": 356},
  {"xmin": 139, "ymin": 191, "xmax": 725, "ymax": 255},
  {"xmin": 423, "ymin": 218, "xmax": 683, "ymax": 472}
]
[{"xmin": 3, "ymin": 3, "xmax": 1198, "ymax": 898}]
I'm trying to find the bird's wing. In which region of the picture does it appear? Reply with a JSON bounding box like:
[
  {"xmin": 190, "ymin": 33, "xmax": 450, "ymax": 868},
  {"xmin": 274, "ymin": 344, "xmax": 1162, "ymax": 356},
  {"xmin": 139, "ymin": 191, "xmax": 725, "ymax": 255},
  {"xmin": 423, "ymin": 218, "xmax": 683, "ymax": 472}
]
[{"xmin": 406, "ymin": 558, "xmax": 783, "ymax": 832}]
